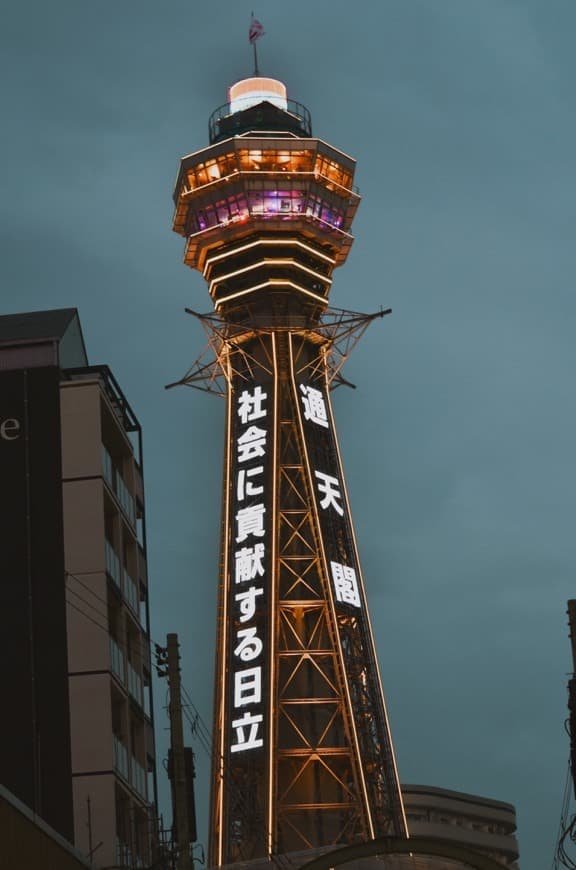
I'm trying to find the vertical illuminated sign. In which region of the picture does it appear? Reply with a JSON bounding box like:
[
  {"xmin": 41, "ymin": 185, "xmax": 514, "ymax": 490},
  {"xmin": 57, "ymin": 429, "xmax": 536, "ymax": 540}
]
[
  {"xmin": 215, "ymin": 339, "xmax": 277, "ymax": 859},
  {"xmin": 289, "ymin": 334, "xmax": 404, "ymax": 836},
  {"xmin": 292, "ymin": 351, "xmax": 365, "ymax": 615},
  {"xmin": 230, "ymin": 382, "xmax": 269, "ymax": 753}
]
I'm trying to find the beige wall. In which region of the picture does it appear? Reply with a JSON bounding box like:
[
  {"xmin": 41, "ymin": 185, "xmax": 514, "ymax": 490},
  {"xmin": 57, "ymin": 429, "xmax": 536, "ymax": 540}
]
[
  {"xmin": 69, "ymin": 674, "xmax": 113, "ymax": 772},
  {"xmin": 61, "ymin": 374, "xmax": 156, "ymax": 868},
  {"xmin": 63, "ymin": 479, "xmax": 105, "ymax": 574},
  {"xmin": 60, "ymin": 381, "xmax": 101, "ymax": 480}
]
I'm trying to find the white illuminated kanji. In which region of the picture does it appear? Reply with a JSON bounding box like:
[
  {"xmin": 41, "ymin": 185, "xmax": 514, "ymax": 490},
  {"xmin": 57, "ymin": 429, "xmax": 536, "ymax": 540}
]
[
  {"xmin": 234, "ymin": 666, "xmax": 262, "ymax": 707},
  {"xmin": 235, "ymin": 585, "xmax": 263, "ymax": 622},
  {"xmin": 231, "ymin": 711, "xmax": 264, "ymax": 753},
  {"xmin": 236, "ymin": 503, "xmax": 266, "ymax": 542},
  {"xmin": 314, "ymin": 470, "xmax": 344, "ymax": 516},
  {"xmin": 300, "ymin": 384, "xmax": 329, "ymax": 428},
  {"xmin": 234, "ymin": 626, "xmax": 263, "ymax": 662},
  {"xmin": 237, "ymin": 386, "xmax": 268, "ymax": 425},
  {"xmin": 237, "ymin": 426, "xmax": 267, "ymax": 463},
  {"xmin": 330, "ymin": 561, "xmax": 361, "ymax": 608},
  {"xmin": 235, "ymin": 544, "xmax": 265, "ymax": 583},
  {"xmin": 237, "ymin": 466, "xmax": 264, "ymax": 501}
]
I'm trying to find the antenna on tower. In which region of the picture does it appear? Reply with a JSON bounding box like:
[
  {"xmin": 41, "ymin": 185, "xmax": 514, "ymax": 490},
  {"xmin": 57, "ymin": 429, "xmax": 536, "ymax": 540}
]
[{"xmin": 248, "ymin": 13, "xmax": 265, "ymax": 76}]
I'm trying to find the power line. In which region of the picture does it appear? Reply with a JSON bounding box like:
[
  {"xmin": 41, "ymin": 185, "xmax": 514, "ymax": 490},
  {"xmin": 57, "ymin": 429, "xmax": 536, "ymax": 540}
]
[
  {"xmin": 66, "ymin": 569, "xmax": 111, "ymax": 610},
  {"xmin": 553, "ymin": 760, "xmax": 576, "ymax": 869},
  {"xmin": 66, "ymin": 596, "xmax": 109, "ymax": 635},
  {"xmin": 66, "ymin": 584, "xmax": 108, "ymax": 623}
]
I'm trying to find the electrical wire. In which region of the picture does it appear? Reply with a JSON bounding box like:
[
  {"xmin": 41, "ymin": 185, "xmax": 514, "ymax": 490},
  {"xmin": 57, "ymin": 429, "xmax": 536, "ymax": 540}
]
[
  {"xmin": 66, "ymin": 595, "xmax": 110, "ymax": 634},
  {"xmin": 67, "ymin": 584, "xmax": 109, "ymax": 623},
  {"xmin": 66, "ymin": 569, "xmax": 111, "ymax": 610},
  {"xmin": 553, "ymin": 757, "xmax": 576, "ymax": 869}
]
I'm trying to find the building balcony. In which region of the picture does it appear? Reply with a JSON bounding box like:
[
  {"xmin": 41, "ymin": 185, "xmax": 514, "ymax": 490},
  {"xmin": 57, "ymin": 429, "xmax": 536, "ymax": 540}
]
[
  {"xmin": 113, "ymin": 735, "xmax": 129, "ymax": 781},
  {"xmin": 131, "ymin": 756, "xmax": 148, "ymax": 801},
  {"xmin": 109, "ymin": 636, "xmax": 125, "ymax": 685},
  {"xmin": 105, "ymin": 539, "xmax": 121, "ymax": 589},
  {"xmin": 124, "ymin": 568, "xmax": 139, "ymax": 616},
  {"xmin": 102, "ymin": 445, "xmax": 136, "ymax": 528},
  {"xmin": 127, "ymin": 661, "xmax": 143, "ymax": 707},
  {"xmin": 115, "ymin": 838, "xmax": 146, "ymax": 869}
]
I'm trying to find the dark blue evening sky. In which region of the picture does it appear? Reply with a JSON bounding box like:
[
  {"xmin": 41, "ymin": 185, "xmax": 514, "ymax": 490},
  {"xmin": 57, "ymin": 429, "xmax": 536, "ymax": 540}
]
[{"xmin": 1, "ymin": 2, "xmax": 575, "ymax": 866}]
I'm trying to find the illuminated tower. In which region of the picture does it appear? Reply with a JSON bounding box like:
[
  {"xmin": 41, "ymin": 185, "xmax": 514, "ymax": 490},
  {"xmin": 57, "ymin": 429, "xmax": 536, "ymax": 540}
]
[{"xmin": 171, "ymin": 77, "xmax": 408, "ymax": 866}]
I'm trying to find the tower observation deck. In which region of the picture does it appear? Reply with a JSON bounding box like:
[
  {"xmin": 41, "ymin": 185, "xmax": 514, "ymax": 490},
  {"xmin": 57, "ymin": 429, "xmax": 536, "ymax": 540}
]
[{"xmin": 171, "ymin": 76, "xmax": 409, "ymax": 866}]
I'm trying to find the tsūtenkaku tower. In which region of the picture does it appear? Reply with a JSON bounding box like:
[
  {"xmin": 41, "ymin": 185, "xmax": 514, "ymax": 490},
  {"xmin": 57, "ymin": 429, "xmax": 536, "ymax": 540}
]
[{"xmin": 170, "ymin": 75, "xmax": 409, "ymax": 866}]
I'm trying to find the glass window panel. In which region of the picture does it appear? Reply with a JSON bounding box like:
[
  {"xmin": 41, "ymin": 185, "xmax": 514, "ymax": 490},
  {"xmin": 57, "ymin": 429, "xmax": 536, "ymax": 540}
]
[
  {"xmin": 198, "ymin": 165, "xmax": 210, "ymax": 186},
  {"xmin": 206, "ymin": 160, "xmax": 221, "ymax": 181}
]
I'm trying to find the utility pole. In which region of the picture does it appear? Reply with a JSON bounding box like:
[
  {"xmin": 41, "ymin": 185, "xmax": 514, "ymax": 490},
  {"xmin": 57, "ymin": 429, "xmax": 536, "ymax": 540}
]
[
  {"xmin": 567, "ymin": 602, "xmax": 576, "ymax": 798},
  {"xmin": 166, "ymin": 633, "xmax": 192, "ymax": 870}
]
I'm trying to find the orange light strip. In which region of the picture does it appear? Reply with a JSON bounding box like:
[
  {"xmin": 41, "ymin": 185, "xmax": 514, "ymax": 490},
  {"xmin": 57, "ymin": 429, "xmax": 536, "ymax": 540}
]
[
  {"xmin": 204, "ymin": 238, "xmax": 335, "ymax": 274},
  {"xmin": 214, "ymin": 280, "xmax": 327, "ymax": 310},
  {"xmin": 208, "ymin": 260, "xmax": 332, "ymax": 296},
  {"xmin": 267, "ymin": 332, "xmax": 280, "ymax": 855},
  {"xmin": 215, "ymin": 348, "xmax": 234, "ymax": 866},
  {"xmin": 184, "ymin": 221, "xmax": 354, "ymax": 271},
  {"xmin": 320, "ymin": 354, "xmax": 409, "ymax": 839},
  {"xmin": 287, "ymin": 335, "xmax": 374, "ymax": 840}
]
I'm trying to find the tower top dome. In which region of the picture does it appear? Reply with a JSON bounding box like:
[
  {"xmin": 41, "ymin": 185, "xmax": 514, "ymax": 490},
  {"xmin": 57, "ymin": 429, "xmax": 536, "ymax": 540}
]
[{"xmin": 228, "ymin": 77, "xmax": 288, "ymax": 114}]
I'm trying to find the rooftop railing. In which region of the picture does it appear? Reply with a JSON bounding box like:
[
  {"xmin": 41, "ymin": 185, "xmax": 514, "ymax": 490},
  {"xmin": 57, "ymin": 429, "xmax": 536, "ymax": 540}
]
[{"xmin": 209, "ymin": 99, "xmax": 312, "ymax": 143}]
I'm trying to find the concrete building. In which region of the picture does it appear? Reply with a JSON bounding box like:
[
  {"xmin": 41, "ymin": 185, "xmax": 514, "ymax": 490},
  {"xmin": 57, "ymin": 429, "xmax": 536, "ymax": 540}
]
[
  {"xmin": 0, "ymin": 309, "xmax": 157, "ymax": 869},
  {"xmin": 402, "ymin": 785, "xmax": 519, "ymax": 869}
]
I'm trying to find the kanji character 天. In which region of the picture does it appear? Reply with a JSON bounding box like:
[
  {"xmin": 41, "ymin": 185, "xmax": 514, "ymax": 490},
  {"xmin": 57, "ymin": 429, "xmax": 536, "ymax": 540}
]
[{"xmin": 314, "ymin": 470, "xmax": 344, "ymax": 516}]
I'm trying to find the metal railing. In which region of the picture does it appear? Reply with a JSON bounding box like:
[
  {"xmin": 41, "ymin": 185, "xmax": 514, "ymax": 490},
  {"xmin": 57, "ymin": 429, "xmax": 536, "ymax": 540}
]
[{"xmin": 209, "ymin": 98, "xmax": 312, "ymax": 143}]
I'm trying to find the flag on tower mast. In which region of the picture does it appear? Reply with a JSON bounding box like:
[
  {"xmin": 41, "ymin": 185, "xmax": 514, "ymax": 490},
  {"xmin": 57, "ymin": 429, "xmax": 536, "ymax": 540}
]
[{"xmin": 249, "ymin": 14, "xmax": 265, "ymax": 76}]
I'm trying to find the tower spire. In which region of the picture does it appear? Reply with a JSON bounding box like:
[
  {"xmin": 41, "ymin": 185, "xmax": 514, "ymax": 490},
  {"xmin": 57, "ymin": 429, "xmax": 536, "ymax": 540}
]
[{"xmin": 249, "ymin": 13, "xmax": 264, "ymax": 76}]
